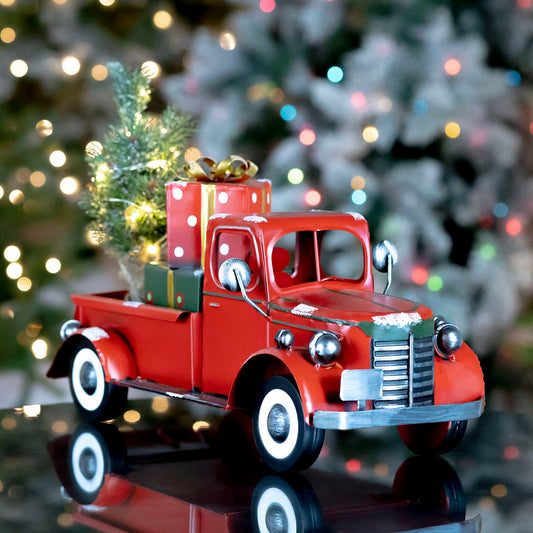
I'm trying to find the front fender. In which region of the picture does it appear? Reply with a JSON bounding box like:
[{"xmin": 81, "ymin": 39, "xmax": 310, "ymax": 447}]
[
  {"xmin": 434, "ymin": 342, "xmax": 484, "ymax": 405},
  {"xmin": 47, "ymin": 327, "xmax": 137, "ymax": 382},
  {"xmin": 229, "ymin": 348, "xmax": 343, "ymax": 424}
]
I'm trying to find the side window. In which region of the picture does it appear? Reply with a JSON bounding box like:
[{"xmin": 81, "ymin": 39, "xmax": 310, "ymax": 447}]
[
  {"xmin": 214, "ymin": 230, "xmax": 258, "ymax": 289},
  {"xmin": 272, "ymin": 231, "xmax": 316, "ymax": 288}
]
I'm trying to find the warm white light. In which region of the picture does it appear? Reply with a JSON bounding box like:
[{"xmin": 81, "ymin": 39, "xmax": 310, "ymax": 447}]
[
  {"xmin": 30, "ymin": 171, "xmax": 46, "ymax": 187},
  {"xmin": 62, "ymin": 56, "xmax": 81, "ymax": 76},
  {"xmin": 59, "ymin": 176, "xmax": 79, "ymax": 195},
  {"xmin": 36, "ymin": 119, "xmax": 53, "ymax": 136},
  {"xmin": 85, "ymin": 140, "xmax": 103, "ymax": 157},
  {"xmin": 4, "ymin": 245, "xmax": 21, "ymax": 262},
  {"xmin": 0, "ymin": 185, "xmax": 3, "ymax": 199},
  {"xmin": 141, "ymin": 61, "xmax": 160, "ymax": 79},
  {"xmin": 0, "ymin": 27, "xmax": 16, "ymax": 44},
  {"xmin": 184, "ymin": 147, "xmax": 201, "ymax": 162},
  {"xmin": 31, "ymin": 339, "xmax": 48, "ymax": 359},
  {"xmin": 49, "ymin": 150, "xmax": 67, "ymax": 167},
  {"xmin": 153, "ymin": 10, "xmax": 173, "ymax": 29},
  {"xmin": 91, "ymin": 64, "xmax": 108, "ymax": 81},
  {"xmin": 10, "ymin": 59, "xmax": 28, "ymax": 78},
  {"xmin": 151, "ymin": 396, "xmax": 169, "ymax": 413},
  {"xmin": 17, "ymin": 277, "xmax": 32, "ymax": 292},
  {"xmin": 219, "ymin": 32, "xmax": 237, "ymax": 51},
  {"xmin": 9, "ymin": 189, "xmax": 24, "ymax": 205},
  {"xmin": 192, "ymin": 421, "xmax": 210, "ymax": 431},
  {"xmin": 362, "ymin": 126, "xmax": 379, "ymax": 143},
  {"xmin": 146, "ymin": 243, "xmax": 159, "ymax": 255},
  {"xmin": 45, "ymin": 257, "xmax": 61, "ymax": 274},
  {"xmin": 124, "ymin": 410, "xmax": 141, "ymax": 423},
  {"xmin": 99, "ymin": 0, "xmax": 115, "ymax": 5},
  {"xmin": 6, "ymin": 263, "xmax": 23, "ymax": 280},
  {"xmin": 23, "ymin": 404, "xmax": 41, "ymax": 418}
]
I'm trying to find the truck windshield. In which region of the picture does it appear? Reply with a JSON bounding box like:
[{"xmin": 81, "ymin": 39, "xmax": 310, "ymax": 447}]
[{"xmin": 271, "ymin": 230, "xmax": 365, "ymax": 289}]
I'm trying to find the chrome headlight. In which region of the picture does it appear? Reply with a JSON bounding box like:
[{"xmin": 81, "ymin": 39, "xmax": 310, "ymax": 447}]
[
  {"xmin": 435, "ymin": 320, "xmax": 463, "ymax": 357},
  {"xmin": 60, "ymin": 319, "xmax": 82, "ymax": 340},
  {"xmin": 275, "ymin": 329, "xmax": 295, "ymax": 349},
  {"xmin": 309, "ymin": 332, "xmax": 341, "ymax": 366}
]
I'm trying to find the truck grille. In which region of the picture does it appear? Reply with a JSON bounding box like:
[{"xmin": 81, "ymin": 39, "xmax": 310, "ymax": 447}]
[{"xmin": 372, "ymin": 334, "xmax": 434, "ymax": 409}]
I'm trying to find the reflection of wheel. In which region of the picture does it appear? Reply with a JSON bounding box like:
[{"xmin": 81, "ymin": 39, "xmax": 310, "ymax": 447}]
[
  {"xmin": 252, "ymin": 475, "xmax": 323, "ymax": 533},
  {"xmin": 66, "ymin": 423, "xmax": 128, "ymax": 505},
  {"xmin": 253, "ymin": 376, "xmax": 324, "ymax": 472},
  {"xmin": 393, "ymin": 456, "xmax": 466, "ymax": 522},
  {"xmin": 68, "ymin": 425, "xmax": 110, "ymax": 504},
  {"xmin": 398, "ymin": 420, "xmax": 467, "ymax": 456},
  {"xmin": 69, "ymin": 345, "xmax": 127, "ymax": 422}
]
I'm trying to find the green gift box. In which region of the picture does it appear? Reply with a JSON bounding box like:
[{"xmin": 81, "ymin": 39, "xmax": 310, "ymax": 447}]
[{"xmin": 144, "ymin": 263, "xmax": 203, "ymax": 312}]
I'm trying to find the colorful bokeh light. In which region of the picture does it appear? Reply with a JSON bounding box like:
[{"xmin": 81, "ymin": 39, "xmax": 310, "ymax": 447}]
[
  {"xmin": 351, "ymin": 92, "xmax": 366, "ymax": 108},
  {"xmin": 506, "ymin": 219, "xmax": 522, "ymax": 235},
  {"xmin": 287, "ymin": 168, "xmax": 304, "ymax": 184},
  {"xmin": 260, "ymin": 0, "xmax": 276, "ymax": 13},
  {"xmin": 280, "ymin": 105, "xmax": 296, "ymax": 121},
  {"xmin": 444, "ymin": 58, "xmax": 461, "ymax": 76},
  {"xmin": 412, "ymin": 267, "xmax": 428, "ymax": 285},
  {"xmin": 428, "ymin": 275, "xmax": 443, "ymax": 292},
  {"xmin": 327, "ymin": 66, "xmax": 344, "ymax": 83},
  {"xmin": 299, "ymin": 128, "xmax": 316, "ymax": 146},
  {"xmin": 346, "ymin": 459, "xmax": 361, "ymax": 472},
  {"xmin": 351, "ymin": 190, "xmax": 367, "ymax": 205},
  {"xmin": 305, "ymin": 190, "xmax": 321, "ymax": 206}
]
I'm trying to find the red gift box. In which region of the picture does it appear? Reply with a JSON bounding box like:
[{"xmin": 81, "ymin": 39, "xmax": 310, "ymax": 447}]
[{"xmin": 166, "ymin": 179, "xmax": 271, "ymax": 267}]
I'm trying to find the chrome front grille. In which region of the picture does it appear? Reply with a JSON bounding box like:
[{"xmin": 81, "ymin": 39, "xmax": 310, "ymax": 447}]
[{"xmin": 372, "ymin": 334, "xmax": 434, "ymax": 409}]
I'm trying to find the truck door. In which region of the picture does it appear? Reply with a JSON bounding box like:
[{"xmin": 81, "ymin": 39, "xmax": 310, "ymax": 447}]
[{"xmin": 202, "ymin": 227, "xmax": 269, "ymax": 396}]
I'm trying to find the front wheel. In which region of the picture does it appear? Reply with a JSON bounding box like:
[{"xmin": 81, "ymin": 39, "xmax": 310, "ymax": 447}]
[
  {"xmin": 69, "ymin": 345, "xmax": 128, "ymax": 422},
  {"xmin": 398, "ymin": 420, "xmax": 468, "ymax": 456},
  {"xmin": 253, "ymin": 376, "xmax": 324, "ymax": 472}
]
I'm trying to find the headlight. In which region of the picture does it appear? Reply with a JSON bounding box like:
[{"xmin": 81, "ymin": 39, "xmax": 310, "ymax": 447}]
[
  {"xmin": 309, "ymin": 332, "xmax": 341, "ymax": 366},
  {"xmin": 435, "ymin": 321, "xmax": 463, "ymax": 357}
]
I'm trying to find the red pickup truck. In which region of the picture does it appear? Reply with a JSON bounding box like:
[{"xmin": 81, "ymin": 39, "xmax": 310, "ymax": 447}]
[{"xmin": 48, "ymin": 211, "xmax": 485, "ymax": 471}]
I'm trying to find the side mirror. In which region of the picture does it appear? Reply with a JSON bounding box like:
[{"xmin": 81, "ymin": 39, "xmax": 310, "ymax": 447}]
[
  {"xmin": 372, "ymin": 240, "xmax": 398, "ymax": 295},
  {"xmin": 218, "ymin": 258, "xmax": 268, "ymax": 318},
  {"xmin": 218, "ymin": 258, "xmax": 252, "ymax": 292}
]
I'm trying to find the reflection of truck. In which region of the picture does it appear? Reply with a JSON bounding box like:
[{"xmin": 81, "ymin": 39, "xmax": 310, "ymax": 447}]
[
  {"xmin": 48, "ymin": 211, "xmax": 485, "ymax": 471},
  {"xmin": 49, "ymin": 420, "xmax": 480, "ymax": 533}
]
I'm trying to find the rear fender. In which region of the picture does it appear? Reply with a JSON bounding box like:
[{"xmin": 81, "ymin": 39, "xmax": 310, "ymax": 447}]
[
  {"xmin": 47, "ymin": 327, "xmax": 137, "ymax": 382},
  {"xmin": 228, "ymin": 348, "xmax": 341, "ymax": 425}
]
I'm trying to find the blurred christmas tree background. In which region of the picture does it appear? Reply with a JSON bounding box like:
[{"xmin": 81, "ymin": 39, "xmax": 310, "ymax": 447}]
[{"xmin": 0, "ymin": 0, "xmax": 532, "ymax": 409}]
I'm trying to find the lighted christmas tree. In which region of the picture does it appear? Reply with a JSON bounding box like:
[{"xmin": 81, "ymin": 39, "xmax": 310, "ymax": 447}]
[{"xmin": 82, "ymin": 62, "xmax": 194, "ymax": 300}]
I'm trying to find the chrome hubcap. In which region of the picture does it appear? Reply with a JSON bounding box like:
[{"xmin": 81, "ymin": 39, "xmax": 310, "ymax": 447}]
[
  {"xmin": 267, "ymin": 404, "xmax": 290, "ymax": 443},
  {"xmin": 265, "ymin": 504, "xmax": 288, "ymax": 533},
  {"xmin": 80, "ymin": 362, "xmax": 97, "ymax": 395}
]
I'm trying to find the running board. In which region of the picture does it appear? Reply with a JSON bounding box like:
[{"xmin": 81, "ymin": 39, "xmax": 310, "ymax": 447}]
[{"xmin": 113, "ymin": 378, "xmax": 228, "ymax": 409}]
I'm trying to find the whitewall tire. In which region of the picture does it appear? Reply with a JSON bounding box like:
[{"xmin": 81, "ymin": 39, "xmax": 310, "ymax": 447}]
[{"xmin": 253, "ymin": 376, "xmax": 324, "ymax": 472}]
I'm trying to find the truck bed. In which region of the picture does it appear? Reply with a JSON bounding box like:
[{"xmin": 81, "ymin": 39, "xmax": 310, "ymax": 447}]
[{"xmin": 72, "ymin": 291, "xmax": 203, "ymax": 391}]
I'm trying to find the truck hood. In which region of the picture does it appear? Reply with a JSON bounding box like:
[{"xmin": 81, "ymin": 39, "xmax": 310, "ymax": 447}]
[{"xmin": 269, "ymin": 287, "xmax": 433, "ymax": 330}]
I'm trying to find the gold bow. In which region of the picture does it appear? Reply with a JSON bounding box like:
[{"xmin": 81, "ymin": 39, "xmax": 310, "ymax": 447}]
[{"xmin": 181, "ymin": 155, "xmax": 258, "ymax": 183}]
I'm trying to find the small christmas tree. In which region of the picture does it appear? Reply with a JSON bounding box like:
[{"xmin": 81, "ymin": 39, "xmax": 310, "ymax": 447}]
[{"xmin": 82, "ymin": 63, "xmax": 194, "ymax": 301}]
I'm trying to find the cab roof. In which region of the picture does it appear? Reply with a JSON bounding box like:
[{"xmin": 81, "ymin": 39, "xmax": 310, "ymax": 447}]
[{"xmin": 208, "ymin": 211, "xmax": 369, "ymax": 234}]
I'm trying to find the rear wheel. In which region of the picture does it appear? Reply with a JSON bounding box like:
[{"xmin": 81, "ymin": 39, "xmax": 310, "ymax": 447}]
[
  {"xmin": 69, "ymin": 346, "xmax": 127, "ymax": 422},
  {"xmin": 398, "ymin": 420, "xmax": 467, "ymax": 456},
  {"xmin": 253, "ymin": 376, "xmax": 324, "ymax": 472}
]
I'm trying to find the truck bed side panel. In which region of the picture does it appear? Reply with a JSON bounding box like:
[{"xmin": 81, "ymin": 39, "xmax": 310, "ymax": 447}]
[{"xmin": 73, "ymin": 293, "xmax": 202, "ymax": 390}]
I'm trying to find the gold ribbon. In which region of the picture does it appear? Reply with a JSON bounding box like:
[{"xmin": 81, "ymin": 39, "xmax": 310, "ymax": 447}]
[
  {"xmin": 200, "ymin": 184, "xmax": 217, "ymax": 268},
  {"xmin": 167, "ymin": 268, "xmax": 174, "ymax": 308},
  {"xmin": 181, "ymin": 155, "xmax": 258, "ymax": 183}
]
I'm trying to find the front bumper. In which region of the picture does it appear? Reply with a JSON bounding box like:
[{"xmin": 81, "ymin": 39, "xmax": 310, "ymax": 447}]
[{"xmin": 313, "ymin": 397, "xmax": 485, "ymax": 430}]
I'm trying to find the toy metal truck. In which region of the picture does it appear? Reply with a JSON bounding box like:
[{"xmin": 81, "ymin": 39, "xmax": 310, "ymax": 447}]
[{"xmin": 48, "ymin": 211, "xmax": 485, "ymax": 471}]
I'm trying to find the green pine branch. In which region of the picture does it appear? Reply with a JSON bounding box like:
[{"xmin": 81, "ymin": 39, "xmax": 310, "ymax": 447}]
[{"xmin": 81, "ymin": 62, "xmax": 195, "ymax": 260}]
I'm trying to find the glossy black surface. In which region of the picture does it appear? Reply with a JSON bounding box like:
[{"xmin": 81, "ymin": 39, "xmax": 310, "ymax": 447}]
[{"xmin": 0, "ymin": 399, "xmax": 531, "ymax": 532}]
